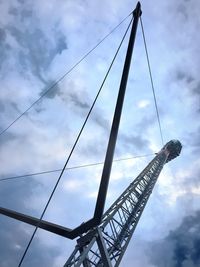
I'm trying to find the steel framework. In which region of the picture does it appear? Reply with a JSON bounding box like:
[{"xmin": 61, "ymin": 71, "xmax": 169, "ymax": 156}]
[
  {"xmin": 64, "ymin": 140, "xmax": 182, "ymax": 267},
  {"xmin": 0, "ymin": 2, "xmax": 182, "ymax": 266}
]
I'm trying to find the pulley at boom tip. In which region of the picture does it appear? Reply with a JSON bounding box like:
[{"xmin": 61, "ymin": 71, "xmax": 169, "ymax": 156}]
[
  {"xmin": 133, "ymin": 2, "xmax": 142, "ymax": 17},
  {"xmin": 162, "ymin": 139, "xmax": 182, "ymax": 163}
]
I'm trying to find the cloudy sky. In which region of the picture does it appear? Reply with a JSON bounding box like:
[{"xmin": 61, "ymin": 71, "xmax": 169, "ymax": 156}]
[{"xmin": 0, "ymin": 0, "xmax": 199, "ymax": 266}]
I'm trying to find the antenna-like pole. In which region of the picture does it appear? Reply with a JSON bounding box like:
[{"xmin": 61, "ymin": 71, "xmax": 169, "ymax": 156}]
[{"xmin": 94, "ymin": 2, "xmax": 142, "ymax": 220}]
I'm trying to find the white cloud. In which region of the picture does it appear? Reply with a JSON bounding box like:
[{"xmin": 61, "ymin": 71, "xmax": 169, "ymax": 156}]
[
  {"xmin": 63, "ymin": 179, "xmax": 83, "ymax": 192},
  {"xmin": 87, "ymin": 190, "xmax": 98, "ymax": 198},
  {"xmin": 137, "ymin": 99, "xmax": 150, "ymax": 108},
  {"xmin": 14, "ymin": 244, "xmax": 22, "ymax": 250}
]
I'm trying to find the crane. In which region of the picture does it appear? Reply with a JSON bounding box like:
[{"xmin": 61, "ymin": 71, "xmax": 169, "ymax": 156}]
[
  {"xmin": 64, "ymin": 140, "xmax": 182, "ymax": 267},
  {"xmin": 0, "ymin": 2, "xmax": 182, "ymax": 266}
]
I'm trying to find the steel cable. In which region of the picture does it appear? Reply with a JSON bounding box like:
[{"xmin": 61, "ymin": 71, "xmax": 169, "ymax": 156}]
[
  {"xmin": 0, "ymin": 13, "xmax": 132, "ymax": 138},
  {"xmin": 140, "ymin": 17, "xmax": 164, "ymax": 146},
  {"xmin": 0, "ymin": 153, "xmax": 154, "ymax": 182}
]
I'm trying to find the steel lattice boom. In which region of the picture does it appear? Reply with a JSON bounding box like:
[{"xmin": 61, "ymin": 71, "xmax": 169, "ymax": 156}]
[{"xmin": 64, "ymin": 140, "xmax": 182, "ymax": 267}]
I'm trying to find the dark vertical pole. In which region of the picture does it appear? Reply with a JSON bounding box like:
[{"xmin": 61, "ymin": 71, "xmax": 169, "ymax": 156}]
[{"xmin": 94, "ymin": 2, "xmax": 142, "ymax": 220}]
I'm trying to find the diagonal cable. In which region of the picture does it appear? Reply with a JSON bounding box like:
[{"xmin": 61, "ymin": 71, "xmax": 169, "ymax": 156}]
[
  {"xmin": 0, "ymin": 153, "xmax": 154, "ymax": 182},
  {"xmin": 0, "ymin": 13, "xmax": 132, "ymax": 138},
  {"xmin": 140, "ymin": 17, "xmax": 164, "ymax": 146},
  {"xmin": 17, "ymin": 18, "xmax": 133, "ymax": 267}
]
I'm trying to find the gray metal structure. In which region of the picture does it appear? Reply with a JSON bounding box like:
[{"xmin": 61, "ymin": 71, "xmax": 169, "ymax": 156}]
[
  {"xmin": 0, "ymin": 1, "xmax": 182, "ymax": 266},
  {"xmin": 64, "ymin": 140, "xmax": 182, "ymax": 267}
]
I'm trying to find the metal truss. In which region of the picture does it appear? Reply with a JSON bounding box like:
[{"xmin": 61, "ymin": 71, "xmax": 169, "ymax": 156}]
[{"xmin": 64, "ymin": 150, "xmax": 168, "ymax": 267}]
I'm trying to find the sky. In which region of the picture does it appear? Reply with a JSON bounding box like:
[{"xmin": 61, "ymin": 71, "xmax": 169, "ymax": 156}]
[{"xmin": 0, "ymin": 0, "xmax": 199, "ymax": 266}]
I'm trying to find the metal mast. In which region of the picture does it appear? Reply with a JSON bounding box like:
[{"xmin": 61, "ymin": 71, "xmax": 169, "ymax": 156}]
[{"xmin": 64, "ymin": 140, "xmax": 182, "ymax": 267}]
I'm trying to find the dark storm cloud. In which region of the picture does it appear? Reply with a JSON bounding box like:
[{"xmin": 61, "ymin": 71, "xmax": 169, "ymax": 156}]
[
  {"xmin": 184, "ymin": 126, "xmax": 200, "ymax": 155},
  {"xmin": 25, "ymin": 244, "xmax": 61, "ymax": 267},
  {"xmin": 80, "ymin": 138, "xmax": 107, "ymax": 159},
  {"xmin": 1, "ymin": 3, "xmax": 67, "ymax": 86},
  {"xmin": 174, "ymin": 0, "xmax": 197, "ymax": 23},
  {"xmin": 192, "ymin": 83, "xmax": 200, "ymax": 113},
  {"xmin": 0, "ymin": 178, "xmax": 62, "ymax": 267},
  {"xmin": 119, "ymin": 133, "xmax": 149, "ymax": 153},
  {"xmin": 0, "ymin": 127, "xmax": 16, "ymax": 145},
  {"xmin": 173, "ymin": 69, "xmax": 199, "ymax": 96},
  {"xmin": 0, "ymin": 101, "xmax": 5, "ymax": 112},
  {"xmin": 148, "ymin": 211, "xmax": 200, "ymax": 267},
  {"xmin": 167, "ymin": 0, "xmax": 200, "ymax": 116},
  {"xmin": 9, "ymin": 6, "xmax": 19, "ymax": 16},
  {"xmin": 176, "ymin": 2, "xmax": 189, "ymax": 20},
  {"xmin": 182, "ymin": 124, "xmax": 200, "ymax": 157},
  {"xmin": 0, "ymin": 175, "xmax": 43, "ymax": 216},
  {"xmin": 39, "ymin": 80, "xmax": 62, "ymax": 100},
  {"xmin": 181, "ymin": 160, "xmax": 200, "ymax": 191},
  {"xmin": 136, "ymin": 115, "xmax": 157, "ymax": 133},
  {"xmin": 0, "ymin": 98, "xmax": 24, "ymax": 129},
  {"xmin": 172, "ymin": 68, "xmax": 200, "ymax": 113},
  {"xmin": 0, "ymin": 178, "xmax": 36, "ymax": 266},
  {"xmin": 80, "ymin": 114, "xmax": 152, "ymax": 158},
  {"xmin": 57, "ymin": 79, "xmax": 110, "ymax": 132},
  {"xmin": 55, "ymin": 79, "xmax": 91, "ymax": 113},
  {"xmin": 117, "ymin": 116, "xmax": 153, "ymax": 155},
  {"xmin": 0, "ymin": 28, "xmax": 6, "ymax": 42},
  {"xmin": 0, "ymin": 28, "xmax": 11, "ymax": 69},
  {"xmin": 175, "ymin": 70, "xmax": 194, "ymax": 84},
  {"xmin": 0, "ymin": 2, "xmax": 68, "ymax": 122},
  {"xmin": 8, "ymin": 25, "xmax": 67, "ymax": 83},
  {"xmin": 0, "ymin": 217, "xmax": 61, "ymax": 267},
  {"xmin": 69, "ymin": 91, "xmax": 90, "ymax": 110},
  {"xmin": 165, "ymin": 0, "xmax": 200, "ymax": 99},
  {"xmin": 92, "ymin": 111, "xmax": 110, "ymax": 132},
  {"xmin": 0, "ymin": 217, "xmax": 30, "ymax": 267}
]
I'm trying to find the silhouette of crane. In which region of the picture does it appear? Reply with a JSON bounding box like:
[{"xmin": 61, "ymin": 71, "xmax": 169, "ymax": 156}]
[
  {"xmin": 0, "ymin": 2, "xmax": 182, "ymax": 266},
  {"xmin": 64, "ymin": 140, "xmax": 182, "ymax": 267}
]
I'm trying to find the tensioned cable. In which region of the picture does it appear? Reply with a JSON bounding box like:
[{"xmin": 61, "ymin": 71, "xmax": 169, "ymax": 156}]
[
  {"xmin": 0, "ymin": 13, "xmax": 132, "ymax": 138},
  {"xmin": 140, "ymin": 17, "xmax": 164, "ymax": 146},
  {"xmin": 17, "ymin": 18, "xmax": 133, "ymax": 267},
  {"xmin": 0, "ymin": 153, "xmax": 154, "ymax": 182}
]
